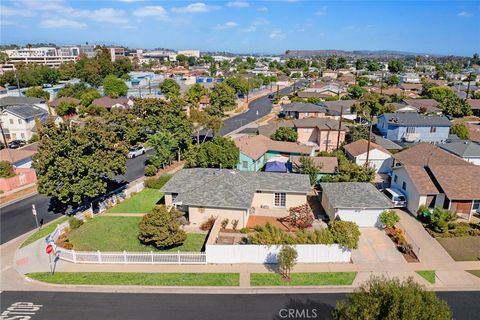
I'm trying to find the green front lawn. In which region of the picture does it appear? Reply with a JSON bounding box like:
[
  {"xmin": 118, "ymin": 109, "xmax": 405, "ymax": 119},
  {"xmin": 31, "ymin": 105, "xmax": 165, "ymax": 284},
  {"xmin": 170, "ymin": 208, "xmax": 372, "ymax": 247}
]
[
  {"xmin": 20, "ymin": 216, "xmax": 70, "ymax": 248},
  {"xmin": 106, "ymin": 188, "xmax": 164, "ymax": 214},
  {"xmin": 416, "ymin": 270, "xmax": 436, "ymax": 284},
  {"xmin": 67, "ymin": 216, "xmax": 207, "ymax": 252},
  {"xmin": 250, "ymin": 272, "xmax": 357, "ymax": 286},
  {"xmin": 27, "ymin": 272, "xmax": 239, "ymax": 286},
  {"xmin": 437, "ymin": 237, "xmax": 480, "ymax": 261}
]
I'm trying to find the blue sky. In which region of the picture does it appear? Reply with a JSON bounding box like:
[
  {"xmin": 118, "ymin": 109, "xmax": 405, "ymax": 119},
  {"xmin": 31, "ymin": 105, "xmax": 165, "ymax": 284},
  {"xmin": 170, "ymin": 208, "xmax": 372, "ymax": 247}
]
[{"xmin": 1, "ymin": 1, "xmax": 479, "ymax": 56}]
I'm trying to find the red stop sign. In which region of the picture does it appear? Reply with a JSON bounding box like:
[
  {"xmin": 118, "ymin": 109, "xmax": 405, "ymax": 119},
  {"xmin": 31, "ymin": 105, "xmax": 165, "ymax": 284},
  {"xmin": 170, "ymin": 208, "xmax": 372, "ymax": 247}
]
[{"xmin": 46, "ymin": 244, "xmax": 54, "ymax": 254}]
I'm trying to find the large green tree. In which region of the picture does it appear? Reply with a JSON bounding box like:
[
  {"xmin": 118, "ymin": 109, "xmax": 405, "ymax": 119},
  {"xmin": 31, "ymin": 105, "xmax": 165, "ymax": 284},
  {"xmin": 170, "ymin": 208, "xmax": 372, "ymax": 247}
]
[
  {"xmin": 271, "ymin": 127, "xmax": 298, "ymax": 142},
  {"xmin": 148, "ymin": 130, "xmax": 179, "ymax": 169},
  {"xmin": 332, "ymin": 276, "xmax": 452, "ymax": 320},
  {"xmin": 186, "ymin": 136, "xmax": 239, "ymax": 168},
  {"xmin": 33, "ymin": 119, "xmax": 127, "ymax": 205},
  {"xmin": 388, "ymin": 59, "xmax": 404, "ymax": 73},
  {"xmin": 450, "ymin": 123, "xmax": 470, "ymax": 140},
  {"xmin": 345, "ymin": 125, "xmax": 376, "ymax": 144},
  {"xmin": 207, "ymin": 82, "xmax": 237, "ymax": 116},
  {"xmin": 103, "ymin": 74, "xmax": 128, "ymax": 98},
  {"xmin": 25, "ymin": 86, "xmax": 50, "ymax": 100},
  {"xmin": 159, "ymin": 78, "xmax": 180, "ymax": 99},
  {"xmin": 185, "ymin": 83, "xmax": 207, "ymax": 105}
]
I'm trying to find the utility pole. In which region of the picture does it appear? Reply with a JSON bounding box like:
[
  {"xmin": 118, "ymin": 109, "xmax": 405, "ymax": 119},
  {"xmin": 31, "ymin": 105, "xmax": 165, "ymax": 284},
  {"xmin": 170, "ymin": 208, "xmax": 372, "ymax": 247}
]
[
  {"xmin": 148, "ymin": 79, "xmax": 152, "ymax": 95},
  {"xmin": 365, "ymin": 116, "xmax": 373, "ymax": 168},
  {"xmin": 380, "ymin": 71, "xmax": 384, "ymax": 95},
  {"xmin": 14, "ymin": 70, "xmax": 21, "ymax": 97},
  {"xmin": 276, "ymin": 84, "xmax": 279, "ymax": 98},
  {"xmin": 465, "ymin": 73, "xmax": 473, "ymax": 100},
  {"xmin": 336, "ymin": 106, "xmax": 344, "ymax": 150},
  {"xmin": 293, "ymin": 81, "xmax": 296, "ymax": 94},
  {"xmin": 246, "ymin": 78, "xmax": 250, "ymax": 103}
]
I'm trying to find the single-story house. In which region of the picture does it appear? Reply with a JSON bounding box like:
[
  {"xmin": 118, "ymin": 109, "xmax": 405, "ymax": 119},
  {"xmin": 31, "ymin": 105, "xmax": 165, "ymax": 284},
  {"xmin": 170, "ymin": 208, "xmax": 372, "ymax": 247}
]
[
  {"xmin": 91, "ymin": 97, "xmax": 134, "ymax": 109},
  {"xmin": 234, "ymin": 135, "xmax": 314, "ymax": 172},
  {"xmin": 344, "ymin": 139, "xmax": 393, "ymax": 173},
  {"xmin": 439, "ymin": 141, "xmax": 480, "ymax": 166},
  {"xmin": 257, "ymin": 118, "xmax": 346, "ymax": 152},
  {"xmin": 320, "ymin": 182, "xmax": 393, "ymax": 227},
  {"xmin": 391, "ymin": 143, "xmax": 479, "ymax": 219},
  {"xmin": 282, "ymin": 102, "xmax": 328, "ymax": 119},
  {"xmin": 49, "ymin": 97, "xmax": 81, "ymax": 108},
  {"xmin": 0, "ymin": 147, "xmax": 37, "ymax": 168},
  {"xmin": 321, "ymin": 100, "xmax": 357, "ymax": 120},
  {"xmin": 0, "ymin": 96, "xmax": 47, "ymax": 110},
  {"xmin": 377, "ymin": 113, "xmax": 451, "ymax": 143},
  {"xmin": 161, "ymin": 168, "xmax": 311, "ymax": 228},
  {"xmin": 291, "ymin": 156, "xmax": 338, "ymax": 180},
  {"xmin": 401, "ymin": 99, "xmax": 442, "ymax": 114}
]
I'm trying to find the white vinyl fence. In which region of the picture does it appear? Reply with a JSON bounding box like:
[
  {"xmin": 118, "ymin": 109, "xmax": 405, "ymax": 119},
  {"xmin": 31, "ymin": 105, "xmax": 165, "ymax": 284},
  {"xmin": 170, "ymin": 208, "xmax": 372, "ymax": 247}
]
[{"xmin": 206, "ymin": 244, "xmax": 351, "ymax": 264}]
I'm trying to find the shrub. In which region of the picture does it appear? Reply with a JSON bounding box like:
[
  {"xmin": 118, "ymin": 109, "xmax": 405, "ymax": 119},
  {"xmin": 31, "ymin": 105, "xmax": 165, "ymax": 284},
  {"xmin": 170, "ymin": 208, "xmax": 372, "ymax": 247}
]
[
  {"xmin": 391, "ymin": 228, "xmax": 407, "ymax": 245},
  {"xmin": 328, "ymin": 221, "xmax": 361, "ymax": 249},
  {"xmin": 138, "ymin": 205, "xmax": 186, "ymax": 249},
  {"xmin": 62, "ymin": 240, "xmax": 74, "ymax": 250},
  {"xmin": 84, "ymin": 212, "xmax": 93, "ymax": 220},
  {"xmin": 0, "ymin": 161, "xmax": 15, "ymax": 178},
  {"xmin": 277, "ymin": 245, "xmax": 298, "ymax": 280},
  {"xmin": 332, "ymin": 276, "xmax": 452, "ymax": 320},
  {"xmin": 144, "ymin": 175, "xmax": 171, "ymax": 189},
  {"xmin": 231, "ymin": 219, "xmax": 239, "ymax": 230},
  {"xmin": 433, "ymin": 220, "xmax": 448, "ymax": 233},
  {"xmin": 250, "ymin": 223, "xmax": 336, "ymax": 245},
  {"xmin": 144, "ymin": 165, "xmax": 157, "ymax": 177},
  {"xmin": 271, "ymin": 127, "xmax": 298, "ymax": 142},
  {"xmin": 221, "ymin": 218, "xmax": 229, "ymax": 229},
  {"xmin": 239, "ymin": 227, "xmax": 250, "ymax": 234},
  {"xmin": 68, "ymin": 217, "xmax": 83, "ymax": 230},
  {"xmin": 450, "ymin": 222, "xmax": 473, "ymax": 237},
  {"xmin": 200, "ymin": 216, "xmax": 217, "ymax": 231},
  {"xmin": 379, "ymin": 210, "xmax": 400, "ymax": 229}
]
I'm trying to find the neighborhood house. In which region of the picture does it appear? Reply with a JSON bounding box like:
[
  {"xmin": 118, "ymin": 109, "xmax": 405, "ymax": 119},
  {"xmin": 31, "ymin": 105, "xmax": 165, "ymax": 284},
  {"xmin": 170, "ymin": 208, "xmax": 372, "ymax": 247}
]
[
  {"xmin": 161, "ymin": 168, "xmax": 312, "ymax": 228},
  {"xmin": 344, "ymin": 139, "xmax": 393, "ymax": 173}
]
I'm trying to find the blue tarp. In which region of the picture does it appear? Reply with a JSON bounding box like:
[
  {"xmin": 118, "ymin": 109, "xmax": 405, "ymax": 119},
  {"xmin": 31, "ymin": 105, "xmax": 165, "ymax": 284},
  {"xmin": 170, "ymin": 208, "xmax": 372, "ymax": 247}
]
[{"xmin": 265, "ymin": 161, "xmax": 291, "ymax": 172}]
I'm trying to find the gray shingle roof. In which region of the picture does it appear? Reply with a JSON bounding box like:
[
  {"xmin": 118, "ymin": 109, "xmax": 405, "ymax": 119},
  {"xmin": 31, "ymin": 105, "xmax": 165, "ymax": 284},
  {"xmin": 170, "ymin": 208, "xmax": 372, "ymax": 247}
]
[
  {"xmin": 4, "ymin": 105, "xmax": 49, "ymax": 120},
  {"xmin": 161, "ymin": 168, "xmax": 311, "ymax": 209},
  {"xmin": 282, "ymin": 102, "xmax": 327, "ymax": 113},
  {"xmin": 380, "ymin": 113, "xmax": 452, "ymax": 127},
  {"xmin": 439, "ymin": 141, "xmax": 480, "ymax": 158},
  {"xmin": 321, "ymin": 100, "xmax": 357, "ymax": 116},
  {"xmin": 320, "ymin": 182, "xmax": 393, "ymax": 209},
  {"xmin": 0, "ymin": 96, "xmax": 45, "ymax": 107}
]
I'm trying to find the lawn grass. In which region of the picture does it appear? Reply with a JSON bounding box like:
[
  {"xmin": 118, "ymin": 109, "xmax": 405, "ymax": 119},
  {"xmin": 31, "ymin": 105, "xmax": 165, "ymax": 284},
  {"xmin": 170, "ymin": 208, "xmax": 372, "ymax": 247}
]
[
  {"xmin": 106, "ymin": 188, "xmax": 164, "ymax": 214},
  {"xmin": 27, "ymin": 272, "xmax": 239, "ymax": 286},
  {"xmin": 467, "ymin": 270, "xmax": 480, "ymax": 278},
  {"xmin": 20, "ymin": 216, "xmax": 69, "ymax": 248},
  {"xmin": 67, "ymin": 216, "xmax": 207, "ymax": 252},
  {"xmin": 250, "ymin": 272, "xmax": 357, "ymax": 286},
  {"xmin": 416, "ymin": 270, "xmax": 436, "ymax": 284},
  {"xmin": 436, "ymin": 236, "xmax": 480, "ymax": 261}
]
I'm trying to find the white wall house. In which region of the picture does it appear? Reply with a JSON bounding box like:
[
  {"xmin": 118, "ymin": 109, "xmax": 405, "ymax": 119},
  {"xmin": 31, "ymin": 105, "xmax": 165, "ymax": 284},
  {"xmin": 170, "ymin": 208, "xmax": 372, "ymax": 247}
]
[
  {"xmin": 344, "ymin": 139, "xmax": 393, "ymax": 173},
  {"xmin": 320, "ymin": 182, "xmax": 393, "ymax": 227},
  {"xmin": 439, "ymin": 141, "xmax": 480, "ymax": 166}
]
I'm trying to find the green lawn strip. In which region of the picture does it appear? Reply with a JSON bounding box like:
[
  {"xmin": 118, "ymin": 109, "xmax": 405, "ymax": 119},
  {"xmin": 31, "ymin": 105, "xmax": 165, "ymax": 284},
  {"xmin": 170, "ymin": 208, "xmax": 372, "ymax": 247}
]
[
  {"xmin": 467, "ymin": 270, "xmax": 480, "ymax": 278},
  {"xmin": 20, "ymin": 216, "xmax": 70, "ymax": 248},
  {"xmin": 67, "ymin": 216, "xmax": 207, "ymax": 252},
  {"xmin": 27, "ymin": 272, "xmax": 239, "ymax": 286},
  {"xmin": 250, "ymin": 272, "xmax": 357, "ymax": 286},
  {"xmin": 106, "ymin": 188, "xmax": 164, "ymax": 214},
  {"xmin": 436, "ymin": 237, "xmax": 480, "ymax": 261},
  {"xmin": 416, "ymin": 270, "xmax": 436, "ymax": 284}
]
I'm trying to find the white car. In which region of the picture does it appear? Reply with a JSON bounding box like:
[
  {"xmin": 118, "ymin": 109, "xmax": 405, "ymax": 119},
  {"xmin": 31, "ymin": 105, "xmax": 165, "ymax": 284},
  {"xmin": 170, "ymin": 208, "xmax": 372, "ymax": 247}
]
[
  {"xmin": 127, "ymin": 145, "xmax": 145, "ymax": 158},
  {"xmin": 384, "ymin": 188, "xmax": 407, "ymax": 207}
]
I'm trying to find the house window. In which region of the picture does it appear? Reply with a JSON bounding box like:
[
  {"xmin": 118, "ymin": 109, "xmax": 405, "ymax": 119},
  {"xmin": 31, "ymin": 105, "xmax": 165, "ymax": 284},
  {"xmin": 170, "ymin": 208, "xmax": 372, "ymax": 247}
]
[
  {"xmin": 242, "ymin": 161, "xmax": 248, "ymax": 169},
  {"xmin": 406, "ymin": 127, "xmax": 416, "ymax": 134},
  {"xmin": 18, "ymin": 119, "xmax": 22, "ymax": 124},
  {"xmin": 430, "ymin": 127, "xmax": 437, "ymax": 133},
  {"xmin": 9, "ymin": 119, "xmax": 13, "ymax": 124},
  {"xmin": 473, "ymin": 200, "xmax": 480, "ymax": 211},
  {"xmin": 274, "ymin": 192, "xmax": 286, "ymax": 207},
  {"xmin": 304, "ymin": 128, "xmax": 313, "ymax": 133},
  {"xmin": 402, "ymin": 182, "xmax": 407, "ymax": 191},
  {"xmin": 21, "ymin": 133, "xmax": 25, "ymax": 139},
  {"xmin": 305, "ymin": 112, "xmax": 309, "ymax": 116},
  {"xmin": 393, "ymin": 175, "xmax": 398, "ymax": 183}
]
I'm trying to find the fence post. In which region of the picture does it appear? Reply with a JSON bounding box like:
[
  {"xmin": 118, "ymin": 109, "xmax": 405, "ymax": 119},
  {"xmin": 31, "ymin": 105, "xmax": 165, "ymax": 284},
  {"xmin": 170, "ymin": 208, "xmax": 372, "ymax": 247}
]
[
  {"xmin": 177, "ymin": 251, "xmax": 180, "ymax": 264},
  {"xmin": 124, "ymin": 251, "xmax": 127, "ymax": 264},
  {"xmin": 97, "ymin": 250, "xmax": 102, "ymax": 263},
  {"xmin": 151, "ymin": 251, "xmax": 154, "ymax": 264},
  {"xmin": 72, "ymin": 250, "xmax": 76, "ymax": 263}
]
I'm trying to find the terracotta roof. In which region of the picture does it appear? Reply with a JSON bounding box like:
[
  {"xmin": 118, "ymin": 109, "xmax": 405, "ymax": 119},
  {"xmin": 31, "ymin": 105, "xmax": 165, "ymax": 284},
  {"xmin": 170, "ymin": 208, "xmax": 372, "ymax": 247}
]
[
  {"xmin": 466, "ymin": 99, "xmax": 480, "ymax": 110},
  {"xmin": 234, "ymin": 135, "xmax": 313, "ymax": 160},
  {"xmin": 0, "ymin": 148, "xmax": 36, "ymax": 164},
  {"xmin": 393, "ymin": 143, "xmax": 471, "ymax": 167},
  {"xmin": 428, "ymin": 164, "xmax": 480, "ymax": 199},
  {"xmin": 344, "ymin": 139, "xmax": 392, "ymax": 158},
  {"xmin": 49, "ymin": 97, "xmax": 81, "ymax": 107},
  {"xmin": 399, "ymin": 165, "xmax": 440, "ymax": 194},
  {"xmin": 290, "ymin": 156, "xmax": 338, "ymax": 174},
  {"xmin": 403, "ymin": 99, "xmax": 441, "ymax": 112}
]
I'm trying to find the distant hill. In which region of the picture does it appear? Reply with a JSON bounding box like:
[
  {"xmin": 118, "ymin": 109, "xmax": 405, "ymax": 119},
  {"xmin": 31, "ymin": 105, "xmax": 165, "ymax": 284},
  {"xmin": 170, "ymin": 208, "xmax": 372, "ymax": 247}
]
[{"xmin": 284, "ymin": 49, "xmax": 449, "ymax": 58}]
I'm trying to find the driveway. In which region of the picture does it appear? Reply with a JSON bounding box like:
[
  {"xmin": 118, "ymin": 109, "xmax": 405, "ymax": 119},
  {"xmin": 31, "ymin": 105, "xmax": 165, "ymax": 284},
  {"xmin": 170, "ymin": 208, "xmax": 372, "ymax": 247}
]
[{"xmin": 351, "ymin": 228, "xmax": 405, "ymax": 264}]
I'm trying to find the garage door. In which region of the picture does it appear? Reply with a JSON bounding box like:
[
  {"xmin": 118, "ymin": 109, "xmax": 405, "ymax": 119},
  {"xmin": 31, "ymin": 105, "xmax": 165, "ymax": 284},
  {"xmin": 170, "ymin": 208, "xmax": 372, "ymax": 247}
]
[{"xmin": 337, "ymin": 209, "xmax": 383, "ymax": 227}]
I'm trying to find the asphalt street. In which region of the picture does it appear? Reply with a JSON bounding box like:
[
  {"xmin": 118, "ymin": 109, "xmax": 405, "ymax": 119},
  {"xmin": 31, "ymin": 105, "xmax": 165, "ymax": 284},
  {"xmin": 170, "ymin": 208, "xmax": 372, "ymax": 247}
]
[
  {"xmin": 220, "ymin": 80, "xmax": 308, "ymax": 136},
  {"xmin": 1, "ymin": 291, "xmax": 479, "ymax": 320},
  {"xmin": 0, "ymin": 150, "xmax": 154, "ymax": 244}
]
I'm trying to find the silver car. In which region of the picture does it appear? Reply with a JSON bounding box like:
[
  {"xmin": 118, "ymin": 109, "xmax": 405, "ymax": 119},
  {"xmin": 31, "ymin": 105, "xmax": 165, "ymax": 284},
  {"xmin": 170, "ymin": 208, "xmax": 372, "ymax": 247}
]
[{"xmin": 127, "ymin": 145, "xmax": 145, "ymax": 158}]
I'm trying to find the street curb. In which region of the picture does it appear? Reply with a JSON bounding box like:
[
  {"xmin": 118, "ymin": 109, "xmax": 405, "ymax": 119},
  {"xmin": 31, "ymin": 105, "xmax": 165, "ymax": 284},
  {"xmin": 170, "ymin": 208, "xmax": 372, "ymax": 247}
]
[{"xmin": 0, "ymin": 191, "xmax": 39, "ymax": 209}]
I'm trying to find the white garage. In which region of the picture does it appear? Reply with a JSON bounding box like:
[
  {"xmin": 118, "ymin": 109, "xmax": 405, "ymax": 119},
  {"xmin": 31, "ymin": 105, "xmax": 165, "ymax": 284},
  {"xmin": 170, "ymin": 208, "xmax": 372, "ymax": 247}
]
[
  {"xmin": 320, "ymin": 182, "xmax": 393, "ymax": 227},
  {"xmin": 344, "ymin": 139, "xmax": 393, "ymax": 173}
]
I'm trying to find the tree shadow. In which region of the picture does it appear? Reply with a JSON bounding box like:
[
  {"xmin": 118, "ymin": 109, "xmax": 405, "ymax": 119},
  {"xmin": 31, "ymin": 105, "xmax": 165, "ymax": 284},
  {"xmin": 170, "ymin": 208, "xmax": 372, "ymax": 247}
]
[{"xmin": 272, "ymin": 298, "xmax": 335, "ymax": 320}]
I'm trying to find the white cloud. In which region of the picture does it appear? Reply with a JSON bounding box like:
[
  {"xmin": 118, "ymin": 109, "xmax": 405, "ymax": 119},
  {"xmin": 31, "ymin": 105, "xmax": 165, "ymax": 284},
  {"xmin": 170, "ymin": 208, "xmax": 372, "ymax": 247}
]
[
  {"xmin": 172, "ymin": 3, "xmax": 214, "ymax": 13},
  {"xmin": 89, "ymin": 8, "xmax": 126, "ymax": 24},
  {"xmin": 133, "ymin": 6, "xmax": 169, "ymax": 20},
  {"xmin": 0, "ymin": 5, "xmax": 35, "ymax": 17},
  {"xmin": 315, "ymin": 6, "xmax": 327, "ymax": 16},
  {"xmin": 0, "ymin": 20, "xmax": 26, "ymax": 27},
  {"xmin": 458, "ymin": 11, "xmax": 473, "ymax": 17},
  {"xmin": 269, "ymin": 29, "xmax": 285, "ymax": 40},
  {"xmin": 214, "ymin": 21, "xmax": 238, "ymax": 30},
  {"xmin": 40, "ymin": 18, "xmax": 87, "ymax": 29},
  {"xmin": 226, "ymin": 1, "xmax": 249, "ymax": 9},
  {"xmin": 257, "ymin": 6, "xmax": 268, "ymax": 12},
  {"xmin": 241, "ymin": 18, "xmax": 269, "ymax": 32}
]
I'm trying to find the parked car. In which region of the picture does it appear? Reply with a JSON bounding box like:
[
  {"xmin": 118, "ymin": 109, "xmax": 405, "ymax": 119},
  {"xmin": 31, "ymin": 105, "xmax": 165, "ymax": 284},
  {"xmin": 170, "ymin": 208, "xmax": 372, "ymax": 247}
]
[
  {"xmin": 8, "ymin": 140, "xmax": 26, "ymax": 149},
  {"xmin": 127, "ymin": 145, "xmax": 145, "ymax": 158},
  {"xmin": 383, "ymin": 188, "xmax": 407, "ymax": 207}
]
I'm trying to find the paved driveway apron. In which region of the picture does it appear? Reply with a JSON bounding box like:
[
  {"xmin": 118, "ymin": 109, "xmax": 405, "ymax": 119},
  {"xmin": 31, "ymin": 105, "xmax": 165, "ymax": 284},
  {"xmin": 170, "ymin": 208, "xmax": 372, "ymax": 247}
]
[{"xmin": 351, "ymin": 228, "xmax": 405, "ymax": 264}]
